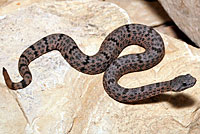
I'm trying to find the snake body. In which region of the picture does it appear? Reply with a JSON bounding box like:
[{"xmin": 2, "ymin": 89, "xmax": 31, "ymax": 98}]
[{"xmin": 3, "ymin": 24, "xmax": 196, "ymax": 103}]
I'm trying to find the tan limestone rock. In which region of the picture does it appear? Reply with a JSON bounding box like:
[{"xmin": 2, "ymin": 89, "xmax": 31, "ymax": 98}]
[
  {"xmin": 104, "ymin": 0, "xmax": 171, "ymax": 26},
  {"xmin": 158, "ymin": 0, "xmax": 200, "ymax": 46},
  {"xmin": 0, "ymin": 87, "xmax": 27, "ymax": 134}
]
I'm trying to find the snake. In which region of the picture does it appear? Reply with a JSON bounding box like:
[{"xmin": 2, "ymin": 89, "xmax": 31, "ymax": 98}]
[{"xmin": 3, "ymin": 24, "xmax": 196, "ymax": 103}]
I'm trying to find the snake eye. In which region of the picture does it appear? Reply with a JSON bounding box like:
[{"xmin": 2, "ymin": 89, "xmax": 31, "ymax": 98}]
[{"xmin": 182, "ymin": 82, "xmax": 187, "ymax": 87}]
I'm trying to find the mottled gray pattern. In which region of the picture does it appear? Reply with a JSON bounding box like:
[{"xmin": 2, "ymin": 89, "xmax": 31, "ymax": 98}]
[{"xmin": 3, "ymin": 24, "xmax": 196, "ymax": 103}]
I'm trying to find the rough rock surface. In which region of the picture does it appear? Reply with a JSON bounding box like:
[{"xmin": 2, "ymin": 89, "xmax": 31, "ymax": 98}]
[
  {"xmin": 105, "ymin": 0, "xmax": 171, "ymax": 26},
  {"xmin": 0, "ymin": 0, "xmax": 200, "ymax": 134},
  {"xmin": 158, "ymin": 0, "xmax": 200, "ymax": 47}
]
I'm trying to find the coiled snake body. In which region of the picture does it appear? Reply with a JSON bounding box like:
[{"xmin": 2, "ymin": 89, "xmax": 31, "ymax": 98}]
[{"xmin": 3, "ymin": 24, "xmax": 196, "ymax": 103}]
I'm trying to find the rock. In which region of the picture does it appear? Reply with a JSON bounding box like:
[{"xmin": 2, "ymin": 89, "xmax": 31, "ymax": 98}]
[
  {"xmin": 158, "ymin": 0, "xmax": 200, "ymax": 47},
  {"xmin": 0, "ymin": 0, "xmax": 200, "ymax": 134},
  {"xmin": 0, "ymin": 87, "xmax": 27, "ymax": 134},
  {"xmin": 105, "ymin": 0, "xmax": 171, "ymax": 26}
]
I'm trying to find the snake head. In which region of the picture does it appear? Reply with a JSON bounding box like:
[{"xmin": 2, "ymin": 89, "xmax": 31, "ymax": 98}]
[{"xmin": 171, "ymin": 74, "xmax": 196, "ymax": 92}]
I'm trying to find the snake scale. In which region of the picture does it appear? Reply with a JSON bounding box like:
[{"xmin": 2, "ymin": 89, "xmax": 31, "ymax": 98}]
[{"xmin": 3, "ymin": 24, "xmax": 196, "ymax": 103}]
